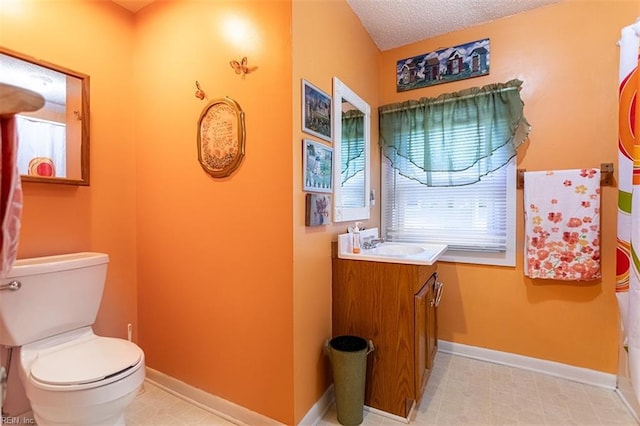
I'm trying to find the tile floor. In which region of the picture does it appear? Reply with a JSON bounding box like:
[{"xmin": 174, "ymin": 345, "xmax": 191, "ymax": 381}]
[
  {"xmin": 127, "ymin": 352, "xmax": 639, "ymax": 425},
  {"xmin": 125, "ymin": 383, "xmax": 235, "ymax": 426}
]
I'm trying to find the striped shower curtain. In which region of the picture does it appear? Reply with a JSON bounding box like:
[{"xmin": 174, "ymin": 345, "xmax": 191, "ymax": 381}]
[{"xmin": 617, "ymin": 20, "xmax": 640, "ymax": 404}]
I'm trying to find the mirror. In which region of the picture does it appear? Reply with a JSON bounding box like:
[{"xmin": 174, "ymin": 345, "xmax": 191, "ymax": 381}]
[
  {"xmin": 0, "ymin": 47, "xmax": 90, "ymax": 185},
  {"xmin": 332, "ymin": 77, "xmax": 370, "ymax": 222}
]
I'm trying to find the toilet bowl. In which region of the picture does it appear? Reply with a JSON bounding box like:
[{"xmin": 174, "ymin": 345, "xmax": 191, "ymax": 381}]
[{"xmin": 0, "ymin": 253, "xmax": 145, "ymax": 426}]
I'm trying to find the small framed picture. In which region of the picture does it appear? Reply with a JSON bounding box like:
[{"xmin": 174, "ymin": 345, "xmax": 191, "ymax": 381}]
[
  {"xmin": 302, "ymin": 79, "xmax": 332, "ymax": 142},
  {"xmin": 303, "ymin": 139, "xmax": 332, "ymax": 193},
  {"xmin": 305, "ymin": 193, "xmax": 332, "ymax": 226}
]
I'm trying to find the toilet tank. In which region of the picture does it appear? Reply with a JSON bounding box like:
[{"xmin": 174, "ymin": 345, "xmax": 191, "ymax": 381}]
[{"xmin": 0, "ymin": 252, "xmax": 109, "ymax": 347}]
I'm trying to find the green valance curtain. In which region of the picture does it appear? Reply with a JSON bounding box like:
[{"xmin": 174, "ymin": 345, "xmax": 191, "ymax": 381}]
[
  {"xmin": 379, "ymin": 79, "xmax": 530, "ymax": 186},
  {"xmin": 341, "ymin": 109, "xmax": 364, "ymax": 184}
]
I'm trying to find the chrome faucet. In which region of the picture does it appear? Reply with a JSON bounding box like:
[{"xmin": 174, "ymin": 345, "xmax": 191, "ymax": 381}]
[{"xmin": 362, "ymin": 237, "xmax": 385, "ymax": 250}]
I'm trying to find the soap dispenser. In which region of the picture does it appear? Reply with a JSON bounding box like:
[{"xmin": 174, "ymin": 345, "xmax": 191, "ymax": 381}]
[{"xmin": 352, "ymin": 222, "xmax": 362, "ymax": 254}]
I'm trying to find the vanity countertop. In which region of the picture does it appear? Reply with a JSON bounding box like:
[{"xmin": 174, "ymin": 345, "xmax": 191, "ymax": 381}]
[{"xmin": 335, "ymin": 228, "xmax": 447, "ymax": 266}]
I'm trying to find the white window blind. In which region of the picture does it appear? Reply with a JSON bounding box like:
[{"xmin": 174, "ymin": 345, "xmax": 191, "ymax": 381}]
[
  {"xmin": 340, "ymin": 141, "xmax": 365, "ymax": 208},
  {"xmin": 382, "ymin": 156, "xmax": 512, "ymax": 251},
  {"xmin": 381, "ymin": 126, "xmax": 517, "ymax": 266}
]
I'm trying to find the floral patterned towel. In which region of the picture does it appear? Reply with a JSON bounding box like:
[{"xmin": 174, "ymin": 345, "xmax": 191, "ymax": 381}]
[{"xmin": 524, "ymin": 169, "xmax": 601, "ymax": 281}]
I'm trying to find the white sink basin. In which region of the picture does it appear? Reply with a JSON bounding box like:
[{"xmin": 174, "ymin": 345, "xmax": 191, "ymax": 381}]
[
  {"xmin": 336, "ymin": 228, "xmax": 447, "ymax": 265},
  {"xmin": 374, "ymin": 244, "xmax": 425, "ymax": 257}
]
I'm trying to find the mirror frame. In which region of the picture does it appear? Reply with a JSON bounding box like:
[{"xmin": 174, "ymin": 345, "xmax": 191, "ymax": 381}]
[
  {"xmin": 332, "ymin": 77, "xmax": 371, "ymax": 222},
  {"xmin": 0, "ymin": 47, "xmax": 90, "ymax": 186}
]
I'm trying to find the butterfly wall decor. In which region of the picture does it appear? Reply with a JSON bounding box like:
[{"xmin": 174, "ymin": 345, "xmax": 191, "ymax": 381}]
[
  {"xmin": 194, "ymin": 81, "xmax": 207, "ymax": 100},
  {"xmin": 229, "ymin": 57, "xmax": 257, "ymax": 78}
]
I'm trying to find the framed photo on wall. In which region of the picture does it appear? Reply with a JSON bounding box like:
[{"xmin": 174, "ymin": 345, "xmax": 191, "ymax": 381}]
[
  {"xmin": 302, "ymin": 79, "xmax": 332, "ymax": 142},
  {"xmin": 303, "ymin": 139, "xmax": 332, "ymax": 193},
  {"xmin": 305, "ymin": 193, "xmax": 332, "ymax": 226}
]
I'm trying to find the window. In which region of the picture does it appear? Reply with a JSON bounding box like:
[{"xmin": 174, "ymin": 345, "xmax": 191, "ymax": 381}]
[
  {"xmin": 339, "ymin": 110, "xmax": 365, "ymax": 208},
  {"xmin": 379, "ymin": 80, "xmax": 529, "ymax": 266},
  {"xmin": 340, "ymin": 156, "xmax": 365, "ymax": 208},
  {"xmin": 382, "ymin": 155, "xmax": 516, "ymax": 266}
]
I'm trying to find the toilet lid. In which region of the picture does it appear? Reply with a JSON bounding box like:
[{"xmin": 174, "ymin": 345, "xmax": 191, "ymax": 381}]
[{"xmin": 30, "ymin": 337, "xmax": 142, "ymax": 386}]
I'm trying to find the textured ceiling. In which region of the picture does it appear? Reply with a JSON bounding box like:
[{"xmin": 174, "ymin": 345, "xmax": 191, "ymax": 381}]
[
  {"xmin": 346, "ymin": 0, "xmax": 561, "ymax": 50},
  {"xmin": 111, "ymin": 0, "xmax": 561, "ymax": 51},
  {"xmin": 0, "ymin": 53, "xmax": 67, "ymax": 106}
]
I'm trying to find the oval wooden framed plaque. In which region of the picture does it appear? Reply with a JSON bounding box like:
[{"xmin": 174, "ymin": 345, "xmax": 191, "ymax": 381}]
[{"xmin": 197, "ymin": 97, "xmax": 246, "ymax": 178}]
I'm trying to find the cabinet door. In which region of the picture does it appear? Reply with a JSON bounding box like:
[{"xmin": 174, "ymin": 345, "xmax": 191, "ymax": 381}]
[{"xmin": 414, "ymin": 282, "xmax": 429, "ymax": 402}]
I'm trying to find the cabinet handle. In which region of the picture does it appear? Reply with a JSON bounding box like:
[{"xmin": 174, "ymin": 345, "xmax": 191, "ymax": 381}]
[{"xmin": 432, "ymin": 281, "xmax": 444, "ymax": 307}]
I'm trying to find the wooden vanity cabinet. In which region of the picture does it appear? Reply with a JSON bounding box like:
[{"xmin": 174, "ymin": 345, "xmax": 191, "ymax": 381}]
[{"xmin": 331, "ymin": 244, "xmax": 439, "ymax": 418}]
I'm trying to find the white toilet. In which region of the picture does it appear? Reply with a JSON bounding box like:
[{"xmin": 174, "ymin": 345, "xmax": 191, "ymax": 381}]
[{"xmin": 0, "ymin": 252, "xmax": 145, "ymax": 426}]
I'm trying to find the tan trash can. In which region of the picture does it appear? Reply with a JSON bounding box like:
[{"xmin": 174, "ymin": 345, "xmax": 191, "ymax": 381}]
[{"xmin": 325, "ymin": 336, "xmax": 374, "ymax": 426}]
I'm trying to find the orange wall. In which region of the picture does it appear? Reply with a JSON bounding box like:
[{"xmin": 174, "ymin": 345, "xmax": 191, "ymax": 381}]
[
  {"xmin": 292, "ymin": 1, "xmax": 379, "ymax": 422},
  {"xmin": 133, "ymin": 1, "xmax": 294, "ymax": 423},
  {"xmin": 3, "ymin": 0, "xmax": 635, "ymax": 423},
  {"xmin": 0, "ymin": 0, "xmax": 138, "ymax": 341},
  {"xmin": 380, "ymin": 1, "xmax": 637, "ymax": 373}
]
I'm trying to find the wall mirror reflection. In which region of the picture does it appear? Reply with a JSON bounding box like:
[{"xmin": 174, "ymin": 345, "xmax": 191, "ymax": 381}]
[
  {"xmin": 332, "ymin": 77, "xmax": 370, "ymax": 222},
  {"xmin": 0, "ymin": 47, "xmax": 90, "ymax": 185}
]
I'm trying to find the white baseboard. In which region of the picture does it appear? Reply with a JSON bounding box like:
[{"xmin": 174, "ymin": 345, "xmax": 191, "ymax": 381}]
[
  {"xmin": 438, "ymin": 340, "xmax": 617, "ymax": 389},
  {"xmin": 365, "ymin": 403, "xmax": 410, "ymax": 424},
  {"xmin": 297, "ymin": 385, "xmax": 334, "ymax": 425},
  {"xmin": 144, "ymin": 367, "xmax": 283, "ymax": 426},
  {"xmin": 296, "ymin": 384, "xmax": 410, "ymax": 425},
  {"xmin": 615, "ymin": 375, "xmax": 640, "ymax": 423}
]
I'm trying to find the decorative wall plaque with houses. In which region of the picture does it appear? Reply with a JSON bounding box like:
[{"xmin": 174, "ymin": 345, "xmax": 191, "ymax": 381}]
[{"xmin": 396, "ymin": 38, "xmax": 490, "ymax": 92}]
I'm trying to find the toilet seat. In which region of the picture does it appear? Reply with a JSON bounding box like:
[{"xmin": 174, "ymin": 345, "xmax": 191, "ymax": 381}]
[{"xmin": 27, "ymin": 334, "xmax": 143, "ymax": 391}]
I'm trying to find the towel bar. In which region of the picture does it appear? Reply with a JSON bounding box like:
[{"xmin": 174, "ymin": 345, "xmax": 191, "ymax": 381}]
[{"xmin": 516, "ymin": 163, "xmax": 614, "ymax": 189}]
